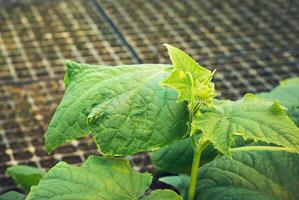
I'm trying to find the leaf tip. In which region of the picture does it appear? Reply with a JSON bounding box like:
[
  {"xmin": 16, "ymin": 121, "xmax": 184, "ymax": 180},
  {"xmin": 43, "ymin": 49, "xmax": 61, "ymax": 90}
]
[
  {"xmin": 162, "ymin": 43, "xmax": 172, "ymax": 49},
  {"xmin": 243, "ymin": 93, "xmax": 257, "ymax": 101},
  {"xmin": 65, "ymin": 60, "xmax": 78, "ymax": 69},
  {"xmin": 44, "ymin": 142, "xmax": 53, "ymax": 154},
  {"xmin": 64, "ymin": 60, "xmax": 86, "ymax": 87},
  {"xmin": 44, "ymin": 132, "xmax": 58, "ymax": 154}
]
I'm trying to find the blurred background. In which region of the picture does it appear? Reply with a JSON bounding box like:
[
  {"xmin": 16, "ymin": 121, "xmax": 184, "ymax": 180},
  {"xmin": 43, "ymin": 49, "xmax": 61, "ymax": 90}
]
[{"xmin": 0, "ymin": 0, "xmax": 299, "ymax": 194}]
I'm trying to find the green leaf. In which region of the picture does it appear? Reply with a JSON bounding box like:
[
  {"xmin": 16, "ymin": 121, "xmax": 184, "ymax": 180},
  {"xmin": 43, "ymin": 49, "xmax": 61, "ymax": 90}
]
[
  {"xmin": 192, "ymin": 94, "xmax": 299, "ymax": 157},
  {"xmin": 161, "ymin": 44, "xmax": 212, "ymax": 102},
  {"xmin": 258, "ymin": 77, "xmax": 299, "ymax": 126},
  {"xmin": 151, "ymin": 137, "xmax": 217, "ymax": 174},
  {"xmin": 141, "ymin": 190, "xmax": 182, "ymax": 200},
  {"xmin": 196, "ymin": 151, "xmax": 299, "ymax": 200},
  {"xmin": 0, "ymin": 191, "xmax": 25, "ymax": 200},
  {"xmin": 159, "ymin": 175, "xmax": 190, "ymax": 196},
  {"xmin": 27, "ymin": 156, "xmax": 181, "ymax": 200},
  {"xmin": 45, "ymin": 61, "xmax": 188, "ymax": 155},
  {"xmin": 6, "ymin": 165, "xmax": 44, "ymax": 192}
]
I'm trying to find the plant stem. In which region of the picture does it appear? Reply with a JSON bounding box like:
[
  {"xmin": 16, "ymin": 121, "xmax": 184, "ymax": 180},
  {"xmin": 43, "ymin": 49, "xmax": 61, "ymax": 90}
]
[
  {"xmin": 188, "ymin": 143, "xmax": 202, "ymax": 200},
  {"xmin": 230, "ymin": 146, "xmax": 297, "ymax": 154},
  {"xmin": 188, "ymin": 140, "xmax": 209, "ymax": 200},
  {"xmin": 190, "ymin": 132, "xmax": 197, "ymax": 147}
]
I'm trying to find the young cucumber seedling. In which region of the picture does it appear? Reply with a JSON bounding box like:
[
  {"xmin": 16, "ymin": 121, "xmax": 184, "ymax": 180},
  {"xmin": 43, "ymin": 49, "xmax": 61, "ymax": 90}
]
[
  {"xmin": 160, "ymin": 44, "xmax": 299, "ymax": 200},
  {"xmin": 2, "ymin": 45, "xmax": 299, "ymax": 200}
]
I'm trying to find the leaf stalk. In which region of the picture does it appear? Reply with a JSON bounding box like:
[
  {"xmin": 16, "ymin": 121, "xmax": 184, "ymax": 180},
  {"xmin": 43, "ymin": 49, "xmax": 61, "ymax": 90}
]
[{"xmin": 230, "ymin": 146, "xmax": 297, "ymax": 154}]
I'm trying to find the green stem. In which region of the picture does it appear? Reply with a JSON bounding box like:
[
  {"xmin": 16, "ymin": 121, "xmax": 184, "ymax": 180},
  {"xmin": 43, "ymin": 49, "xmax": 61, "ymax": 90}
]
[
  {"xmin": 230, "ymin": 146, "xmax": 297, "ymax": 154},
  {"xmin": 190, "ymin": 134, "xmax": 197, "ymax": 147},
  {"xmin": 185, "ymin": 71, "xmax": 205, "ymax": 200},
  {"xmin": 188, "ymin": 143, "xmax": 202, "ymax": 200},
  {"xmin": 188, "ymin": 140, "xmax": 209, "ymax": 200}
]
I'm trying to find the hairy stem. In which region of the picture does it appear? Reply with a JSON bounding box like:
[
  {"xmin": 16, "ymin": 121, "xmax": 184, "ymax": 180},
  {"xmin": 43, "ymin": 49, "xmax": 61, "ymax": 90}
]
[
  {"xmin": 230, "ymin": 146, "xmax": 297, "ymax": 154},
  {"xmin": 189, "ymin": 143, "xmax": 202, "ymax": 200}
]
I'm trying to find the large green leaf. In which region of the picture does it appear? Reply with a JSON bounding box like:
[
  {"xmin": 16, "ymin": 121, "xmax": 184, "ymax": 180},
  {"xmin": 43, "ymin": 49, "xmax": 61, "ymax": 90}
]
[
  {"xmin": 161, "ymin": 44, "xmax": 212, "ymax": 102},
  {"xmin": 0, "ymin": 191, "xmax": 25, "ymax": 200},
  {"xmin": 196, "ymin": 151, "xmax": 299, "ymax": 200},
  {"xmin": 193, "ymin": 94, "xmax": 299, "ymax": 156},
  {"xmin": 6, "ymin": 165, "xmax": 44, "ymax": 192},
  {"xmin": 258, "ymin": 77, "xmax": 299, "ymax": 126},
  {"xmin": 45, "ymin": 61, "xmax": 188, "ymax": 155},
  {"xmin": 27, "ymin": 156, "xmax": 181, "ymax": 200},
  {"xmin": 151, "ymin": 137, "xmax": 217, "ymax": 174}
]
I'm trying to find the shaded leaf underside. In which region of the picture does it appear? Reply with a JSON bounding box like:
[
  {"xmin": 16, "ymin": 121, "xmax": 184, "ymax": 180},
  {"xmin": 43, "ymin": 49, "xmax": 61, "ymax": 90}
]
[
  {"xmin": 151, "ymin": 136, "xmax": 217, "ymax": 174},
  {"xmin": 159, "ymin": 175, "xmax": 190, "ymax": 196}
]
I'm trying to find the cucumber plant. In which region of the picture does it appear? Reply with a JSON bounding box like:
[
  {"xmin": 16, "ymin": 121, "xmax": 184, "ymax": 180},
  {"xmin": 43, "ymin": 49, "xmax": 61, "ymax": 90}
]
[{"xmin": 2, "ymin": 45, "xmax": 299, "ymax": 200}]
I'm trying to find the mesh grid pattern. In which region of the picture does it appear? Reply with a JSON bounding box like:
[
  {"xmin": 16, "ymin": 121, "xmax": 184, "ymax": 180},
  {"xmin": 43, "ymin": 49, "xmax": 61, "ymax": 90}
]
[
  {"xmin": 0, "ymin": 0, "xmax": 138, "ymax": 84},
  {"xmin": 98, "ymin": 0, "xmax": 299, "ymax": 98},
  {"xmin": 1, "ymin": 0, "xmax": 299, "ymax": 194}
]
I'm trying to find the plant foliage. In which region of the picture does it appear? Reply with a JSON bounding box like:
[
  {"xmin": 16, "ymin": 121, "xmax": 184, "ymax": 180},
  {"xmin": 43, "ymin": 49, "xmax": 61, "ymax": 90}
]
[
  {"xmin": 45, "ymin": 62, "xmax": 188, "ymax": 155},
  {"xmin": 4, "ymin": 45, "xmax": 299, "ymax": 200},
  {"xmin": 27, "ymin": 156, "xmax": 180, "ymax": 200},
  {"xmin": 258, "ymin": 77, "xmax": 299, "ymax": 126},
  {"xmin": 6, "ymin": 165, "xmax": 44, "ymax": 192}
]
